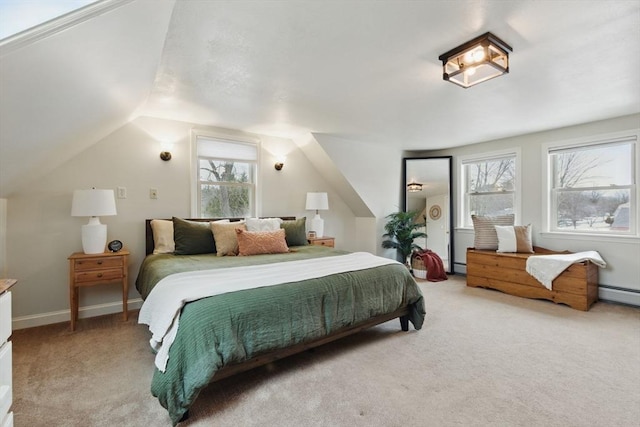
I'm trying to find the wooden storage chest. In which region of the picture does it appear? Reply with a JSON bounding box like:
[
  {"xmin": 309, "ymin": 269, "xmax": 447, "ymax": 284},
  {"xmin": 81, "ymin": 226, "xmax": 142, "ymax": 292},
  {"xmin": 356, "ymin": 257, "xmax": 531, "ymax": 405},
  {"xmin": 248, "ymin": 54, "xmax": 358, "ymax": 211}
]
[{"xmin": 466, "ymin": 247, "xmax": 599, "ymax": 311}]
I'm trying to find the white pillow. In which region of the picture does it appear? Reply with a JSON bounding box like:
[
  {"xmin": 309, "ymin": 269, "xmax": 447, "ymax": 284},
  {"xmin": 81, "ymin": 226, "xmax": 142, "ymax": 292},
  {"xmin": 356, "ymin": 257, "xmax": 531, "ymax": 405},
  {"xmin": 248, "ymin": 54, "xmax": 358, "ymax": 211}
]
[
  {"xmin": 150, "ymin": 219, "xmax": 175, "ymax": 254},
  {"xmin": 495, "ymin": 224, "xmax": 534, "ymax": 253},
  {"xmin": 245, "ymin": 217, "xmax": 283, "ymax": 232}
]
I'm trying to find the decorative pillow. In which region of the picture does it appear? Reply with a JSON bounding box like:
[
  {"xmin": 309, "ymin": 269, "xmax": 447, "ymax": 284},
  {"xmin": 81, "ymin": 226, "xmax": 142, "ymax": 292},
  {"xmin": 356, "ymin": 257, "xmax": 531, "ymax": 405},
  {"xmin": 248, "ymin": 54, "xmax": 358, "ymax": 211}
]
[
  {"xmin": 150, "ymin": 219, "xmax": 174, "ymax": 254},
  {"xmin": 172, "ymin": 217, "xmax": 216, "ymax": 255},
  {"xmin": 236, "ymin": 228, "xmax": 289, "ymax": 256},
  {"xmin": 280, "ymin": 217, "xmax": 308, "ymax": 246},
  {"xmin": 471, "ymin": 214, "xmax": 515, "ymax": 250},
  {"xmin": 495, "ymin": 224, "xmax": 534, "ymax": 253},
  {"xmin": 211, "ymin": 221, "xmax": 246, "ymax": 256},
  {"xmin": 245, "ymin": 217, "xmax": 283, "ymax": 232}
]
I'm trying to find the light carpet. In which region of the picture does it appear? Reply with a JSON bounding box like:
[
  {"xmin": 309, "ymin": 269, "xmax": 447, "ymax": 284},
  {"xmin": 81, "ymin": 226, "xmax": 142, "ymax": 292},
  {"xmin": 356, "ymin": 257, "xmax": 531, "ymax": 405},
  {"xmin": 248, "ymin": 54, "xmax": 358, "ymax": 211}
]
[{"xmin": 11, "ymin": 275, "xmax": 640, "ymax": 426}]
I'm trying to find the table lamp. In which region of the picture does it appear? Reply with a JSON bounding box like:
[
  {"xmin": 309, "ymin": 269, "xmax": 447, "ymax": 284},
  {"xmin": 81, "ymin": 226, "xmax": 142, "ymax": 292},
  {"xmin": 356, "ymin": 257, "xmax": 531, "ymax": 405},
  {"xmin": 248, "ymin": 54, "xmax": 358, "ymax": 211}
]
[
  {"xmin": 71, "ymin": 189, "xmax": 117, "ymax": 254},
  {"xmin": 305, "ymin": 192, "xmax": 329, "ymax": 237}
]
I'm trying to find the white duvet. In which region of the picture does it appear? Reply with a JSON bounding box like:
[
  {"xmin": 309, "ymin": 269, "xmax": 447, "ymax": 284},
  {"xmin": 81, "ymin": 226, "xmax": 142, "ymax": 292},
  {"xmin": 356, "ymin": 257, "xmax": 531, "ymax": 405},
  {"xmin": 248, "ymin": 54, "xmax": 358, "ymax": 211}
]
[{"xmin": 138, "ymin": 252, "xmax": 399, "ymax": 372}]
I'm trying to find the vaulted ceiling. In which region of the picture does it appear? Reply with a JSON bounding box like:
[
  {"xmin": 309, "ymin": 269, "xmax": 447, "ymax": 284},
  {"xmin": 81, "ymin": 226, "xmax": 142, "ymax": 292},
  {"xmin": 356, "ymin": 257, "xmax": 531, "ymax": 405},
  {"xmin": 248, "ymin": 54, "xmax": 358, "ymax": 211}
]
[{"xmin": 1, "ymin": 0, "xmax": 639, "ymax": 197}]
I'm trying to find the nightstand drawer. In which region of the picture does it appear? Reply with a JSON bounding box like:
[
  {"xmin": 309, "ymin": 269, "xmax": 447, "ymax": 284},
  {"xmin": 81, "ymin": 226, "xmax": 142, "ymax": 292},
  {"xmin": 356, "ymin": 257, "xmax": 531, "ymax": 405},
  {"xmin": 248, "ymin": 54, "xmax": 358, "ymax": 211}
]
[
  {"xmin": 308, "ymin": 237, "xmax": 335, "ymax": 247},
  {"xmin": 74, "ymin": 257, "xmax": 123, "ymax": 271},
  {"xmin": 74, "ymin": 268, "xmax": 123, "ymax": 283}
]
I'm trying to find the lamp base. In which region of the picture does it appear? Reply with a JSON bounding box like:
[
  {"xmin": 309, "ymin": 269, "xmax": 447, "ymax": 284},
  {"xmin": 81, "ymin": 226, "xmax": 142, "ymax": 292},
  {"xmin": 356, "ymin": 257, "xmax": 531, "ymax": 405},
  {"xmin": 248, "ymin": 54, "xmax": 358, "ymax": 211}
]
[
  {"xmin": 310, "ymin": 214, "xmax": 324, "ymax": 238},
  {"xmin": 81, "ymin": 217, "xmax": 107, "ymax": 254}
]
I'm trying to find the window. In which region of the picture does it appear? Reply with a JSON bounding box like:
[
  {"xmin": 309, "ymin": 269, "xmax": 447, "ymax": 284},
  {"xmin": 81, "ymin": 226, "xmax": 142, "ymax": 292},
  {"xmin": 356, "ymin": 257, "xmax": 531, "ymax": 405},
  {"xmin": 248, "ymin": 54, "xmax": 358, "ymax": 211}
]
[
  {"xmin": 548, "ymin": 136, "xmax": 637, "ymax": 235},
  {"xmin": 191, "ymin": 132, "xmax": 259, "ymax": 218},
  {"xmin": 460, "ymin": 151, "xmax": 518, "ymax": 227},
  {"xmin": 0, "ymin": 1, "xmax": 99, "ymax": 40}
]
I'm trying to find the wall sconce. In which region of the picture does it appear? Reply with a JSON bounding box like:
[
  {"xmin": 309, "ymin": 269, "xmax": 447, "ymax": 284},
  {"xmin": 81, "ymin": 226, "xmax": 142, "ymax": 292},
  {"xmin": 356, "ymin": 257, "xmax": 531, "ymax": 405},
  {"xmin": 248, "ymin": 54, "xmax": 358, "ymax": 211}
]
[
  {"xmin": 407, "ymin": 181, "xmax": 423, "ymax": 192},
  {"xmin": 160, "ymin": 142, "xmax": 173, "ymax": 161},
  {"xmin": 438, "ymin": 32, "xmax": 512, "ymax": 88},
  {"xmin": 274, "ymin": 156, "xmax": 285, "ymax": 171}
]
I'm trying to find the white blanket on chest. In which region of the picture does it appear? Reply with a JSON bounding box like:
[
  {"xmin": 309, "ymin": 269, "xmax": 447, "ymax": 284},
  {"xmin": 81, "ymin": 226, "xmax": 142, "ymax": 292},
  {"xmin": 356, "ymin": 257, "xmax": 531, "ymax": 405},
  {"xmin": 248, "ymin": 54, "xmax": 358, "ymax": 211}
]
[
  {"xmin": 138, "ymin": 252, "xmax": 398, "ymax": 372},
  {"xmin": 525, "ymin": 251, "xmax": 606, "ymax": 290}
]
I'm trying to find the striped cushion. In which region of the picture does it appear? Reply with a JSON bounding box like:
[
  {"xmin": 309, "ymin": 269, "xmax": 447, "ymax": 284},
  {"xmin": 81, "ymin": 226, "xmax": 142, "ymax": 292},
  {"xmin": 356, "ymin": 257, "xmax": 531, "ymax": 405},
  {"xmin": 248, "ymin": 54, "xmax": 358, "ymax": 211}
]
[{"xmin": 471, "ymin": 214, "xmax": 515, "ymax": 250}]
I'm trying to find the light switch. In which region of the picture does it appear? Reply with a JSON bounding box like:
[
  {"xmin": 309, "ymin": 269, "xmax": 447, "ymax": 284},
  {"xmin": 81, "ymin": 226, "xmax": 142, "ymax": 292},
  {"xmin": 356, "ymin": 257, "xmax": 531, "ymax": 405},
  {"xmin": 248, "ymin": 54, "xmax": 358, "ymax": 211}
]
[{"xmin": 150, "ymin": 188, "xmax": 158, "ymax": 199}]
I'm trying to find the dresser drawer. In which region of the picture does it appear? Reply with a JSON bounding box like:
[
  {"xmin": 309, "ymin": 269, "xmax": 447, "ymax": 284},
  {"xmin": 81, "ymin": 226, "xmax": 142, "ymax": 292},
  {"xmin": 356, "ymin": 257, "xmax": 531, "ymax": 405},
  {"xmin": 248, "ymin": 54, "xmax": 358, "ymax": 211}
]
[
  {"xmin": 74, "ymin": 268, "xmax": 124, "ymax": 284},
  {"xmin": 1, "ymin": 411, "xmax": 13, "ymax": 427},
  {"xmin": 0, "ymin": 341, "xmax": 12, "ymax": 423},
  {"xmin": 0, "ymin": 292, "xmax": 10, "ymax": 345},
  {"xmin": 74, "ymin": 257, "xmax": 123, "ymax": 271}
]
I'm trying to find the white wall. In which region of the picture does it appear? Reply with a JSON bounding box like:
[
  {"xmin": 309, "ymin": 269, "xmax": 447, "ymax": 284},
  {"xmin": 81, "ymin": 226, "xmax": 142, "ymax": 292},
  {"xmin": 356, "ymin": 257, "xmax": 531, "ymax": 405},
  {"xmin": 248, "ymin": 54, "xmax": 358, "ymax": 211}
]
[
  {"xmin": 6, "ymin": 117, "xmax": 357, "ymax": 328},
  {"xmin": 413, "ymin": 114, "xmax": 640, "ymax": 305}
]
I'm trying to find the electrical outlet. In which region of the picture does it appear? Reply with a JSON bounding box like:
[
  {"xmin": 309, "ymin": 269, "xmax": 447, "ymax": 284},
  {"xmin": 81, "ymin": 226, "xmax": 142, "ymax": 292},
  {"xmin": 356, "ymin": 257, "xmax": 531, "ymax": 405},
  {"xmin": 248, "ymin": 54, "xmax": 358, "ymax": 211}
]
[
  {"xmin": 117, "ymin": 186, "xmax": 127, "ymax": 199},
  {"xmin": 150, "ymin": 188, "xmax": 158, "ymax": 199}
]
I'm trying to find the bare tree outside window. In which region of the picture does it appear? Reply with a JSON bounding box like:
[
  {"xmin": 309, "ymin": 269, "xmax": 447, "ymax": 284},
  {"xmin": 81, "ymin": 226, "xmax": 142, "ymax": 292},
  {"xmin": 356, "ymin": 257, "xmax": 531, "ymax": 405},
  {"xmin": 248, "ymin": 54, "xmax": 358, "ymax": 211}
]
[
  {"xmin": 551, "ymin": 141, "xmax": 634, "ymax": 233},
  {"xmin": 464, "ymin": 156, "xmax": 516, "ymax": 226},
  {"xmin": 193, "ymin": 134, "xmax": 258, "ymax": 218}
]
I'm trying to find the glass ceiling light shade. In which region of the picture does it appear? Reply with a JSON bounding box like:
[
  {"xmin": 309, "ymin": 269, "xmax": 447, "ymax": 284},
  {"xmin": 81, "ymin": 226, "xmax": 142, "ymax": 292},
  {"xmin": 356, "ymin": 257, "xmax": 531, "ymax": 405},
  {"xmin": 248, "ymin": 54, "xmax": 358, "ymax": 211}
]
[
  {"xmin": 438, "ymin": 32, "xmax": 512, "ymax": 88},
  {"xmin": 71, "ymin": 188, "xmax": 117, "ymax": 254},
  {"xmin": 407, "ymin": 181, "xmax": 423, "ymax": 192},
  {"xmin": 305, "ymin": 192, "xmax": 329, "ymax": 237}
]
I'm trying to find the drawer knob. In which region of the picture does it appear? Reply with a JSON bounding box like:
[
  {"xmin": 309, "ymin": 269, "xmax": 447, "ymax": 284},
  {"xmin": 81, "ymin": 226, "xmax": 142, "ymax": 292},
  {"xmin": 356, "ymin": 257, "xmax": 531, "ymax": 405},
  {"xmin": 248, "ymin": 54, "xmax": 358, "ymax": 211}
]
[
  {"xmin": 97, "ymin": 260, "xmax": 103, "ymax": 265},
  {"xmin": 97, "ymin": 273, "xmax": 103, "ymax": 278}
]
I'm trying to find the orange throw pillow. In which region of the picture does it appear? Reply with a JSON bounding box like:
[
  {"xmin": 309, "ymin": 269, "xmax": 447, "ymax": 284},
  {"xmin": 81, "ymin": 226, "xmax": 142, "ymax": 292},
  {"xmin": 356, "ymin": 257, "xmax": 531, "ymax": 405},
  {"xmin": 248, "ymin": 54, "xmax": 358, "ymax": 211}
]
[{"xmin": 236, "ymin": 229, "xmax": 289, "ymax": 256}]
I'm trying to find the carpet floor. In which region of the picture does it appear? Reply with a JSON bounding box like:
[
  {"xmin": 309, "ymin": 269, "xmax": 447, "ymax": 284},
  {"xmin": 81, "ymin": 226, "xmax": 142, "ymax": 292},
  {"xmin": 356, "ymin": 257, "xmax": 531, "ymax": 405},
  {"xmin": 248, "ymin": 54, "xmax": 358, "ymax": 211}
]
[{"xmin": 11, "ymin": 275, "xmax": 640, "ymax": 426}]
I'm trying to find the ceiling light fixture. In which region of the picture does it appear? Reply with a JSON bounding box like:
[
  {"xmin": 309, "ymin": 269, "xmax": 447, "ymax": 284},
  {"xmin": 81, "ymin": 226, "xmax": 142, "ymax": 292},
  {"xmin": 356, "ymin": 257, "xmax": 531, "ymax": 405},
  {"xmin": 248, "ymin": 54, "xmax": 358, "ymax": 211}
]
[
  {"xmin": 407, "ymin": 181, "xmax": 423, "ymax": 192},
  {"xmin": 438, "ymin": 32, "xmax": 512, "ymax": 88}
]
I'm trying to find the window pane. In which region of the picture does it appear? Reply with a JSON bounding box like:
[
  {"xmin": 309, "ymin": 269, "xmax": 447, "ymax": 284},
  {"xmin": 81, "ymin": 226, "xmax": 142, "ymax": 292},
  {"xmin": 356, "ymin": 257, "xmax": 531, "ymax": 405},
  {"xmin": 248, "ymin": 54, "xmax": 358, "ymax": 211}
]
[
  {"xmin": 552, "ymin": 143, "xmax": 633, "ymax": 188},
  {"xmin": 466, "ymin": 158, "xmax": 515, "ymax": 193},
  {"xmin": 199, "ymin": 160, "xmax": 250, "ymax": 183},
  {"xmin": 469, "ymin": 193, "xmax": 514, "ymax": 217},
  {"xmin": 201, "ymin": 184, "xmax": 251, "ymax": 217},
  {"xmin": 555, "ymin": 188, "xmax": 631, "ymax": 232}
]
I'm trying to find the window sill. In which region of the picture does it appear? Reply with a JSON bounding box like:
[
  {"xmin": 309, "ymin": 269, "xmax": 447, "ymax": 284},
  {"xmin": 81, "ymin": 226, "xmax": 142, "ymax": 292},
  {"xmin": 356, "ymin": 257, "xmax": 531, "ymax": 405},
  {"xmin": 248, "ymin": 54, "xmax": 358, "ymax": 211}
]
[{"xmin": 539, "ymin": 231, "xmax": 639, "ymax": 244}]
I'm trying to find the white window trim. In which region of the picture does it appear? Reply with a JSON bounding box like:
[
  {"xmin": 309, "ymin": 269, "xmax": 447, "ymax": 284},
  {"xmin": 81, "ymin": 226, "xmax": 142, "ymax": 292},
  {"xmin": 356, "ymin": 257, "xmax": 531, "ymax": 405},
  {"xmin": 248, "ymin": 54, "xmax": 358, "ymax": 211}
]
[
  {"xmin": 457, "ymin": 147, "xmax": 521, "ymax": 229},
  {"xmin": 190, "ymin": 128, "xmax": 261, "ymax": 218},
  {"xmin": 540, "ymin": 129, "xmax": 639, "ymax": 240}
]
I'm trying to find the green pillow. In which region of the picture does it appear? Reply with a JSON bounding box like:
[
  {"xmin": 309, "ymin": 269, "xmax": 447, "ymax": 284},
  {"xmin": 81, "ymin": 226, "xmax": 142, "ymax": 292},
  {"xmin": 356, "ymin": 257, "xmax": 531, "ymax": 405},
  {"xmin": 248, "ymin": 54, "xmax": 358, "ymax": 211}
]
[
  {"xmin": 280, "ymin": 217, "xmax": 308, "ymax": 246},
  {"xmin": 172, "ymin": 217, "xmax": 216, "ymax": 255}
]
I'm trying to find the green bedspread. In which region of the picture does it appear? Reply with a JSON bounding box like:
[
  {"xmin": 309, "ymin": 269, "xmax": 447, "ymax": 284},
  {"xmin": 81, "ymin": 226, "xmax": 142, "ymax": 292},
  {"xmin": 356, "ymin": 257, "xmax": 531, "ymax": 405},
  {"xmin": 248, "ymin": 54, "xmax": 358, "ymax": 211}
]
[{"xmin": 136, "ymin": 246, "xmax": 425, "ymax": 425}]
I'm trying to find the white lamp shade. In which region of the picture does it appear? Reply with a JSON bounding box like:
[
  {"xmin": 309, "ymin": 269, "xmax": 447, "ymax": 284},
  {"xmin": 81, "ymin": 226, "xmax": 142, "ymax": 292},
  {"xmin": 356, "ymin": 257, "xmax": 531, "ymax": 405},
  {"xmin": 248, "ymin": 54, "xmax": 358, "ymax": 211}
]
[
  {"xmin": 305, "ymin": 192, "xmax": 329, "ymax": 211},
  {"xmin": 71, "ymin": 189, "xmax": 117, "ymax": 217}
]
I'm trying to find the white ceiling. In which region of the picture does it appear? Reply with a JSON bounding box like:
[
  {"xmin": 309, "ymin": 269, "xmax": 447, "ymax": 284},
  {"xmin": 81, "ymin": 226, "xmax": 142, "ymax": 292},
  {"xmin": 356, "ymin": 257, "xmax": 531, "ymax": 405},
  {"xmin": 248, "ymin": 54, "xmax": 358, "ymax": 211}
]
[
  {"xmin": 1, "ymin": 0, "xmax": 639, "ymax": 197},
  {"xmin": 140, "ymin": 0, "xmax": 640, "ymax": 147}
]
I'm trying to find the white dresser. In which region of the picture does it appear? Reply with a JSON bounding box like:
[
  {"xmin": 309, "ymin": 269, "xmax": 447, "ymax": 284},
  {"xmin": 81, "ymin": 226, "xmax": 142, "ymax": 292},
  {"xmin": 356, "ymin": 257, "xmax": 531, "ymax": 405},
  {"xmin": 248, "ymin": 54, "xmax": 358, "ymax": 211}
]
[{"xmin": 0, "ymin": 279, "xmax": 15, "ymax": 427}]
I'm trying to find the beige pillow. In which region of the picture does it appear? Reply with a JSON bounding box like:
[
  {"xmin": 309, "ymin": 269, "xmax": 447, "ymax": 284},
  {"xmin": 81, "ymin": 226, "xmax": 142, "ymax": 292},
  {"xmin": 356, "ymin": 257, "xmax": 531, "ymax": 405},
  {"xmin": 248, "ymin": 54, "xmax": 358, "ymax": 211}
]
[
  {"xmin": 471, "ymin": 214, "xmax": 515, "ymax": 250},
  {"xmin": 236, "ymin": 229, "xmax": 289, "ymax": 256},
  {"xmin": 211, "ymin": 221, "xmax": 246, "ymax": 256},
  {"xmin": 150, "ymin": 219, "xmax": 175, "ymax": 254},
  {"xmin": 495, "ymin": 224, "xmax": 534, "ymax": 253}
]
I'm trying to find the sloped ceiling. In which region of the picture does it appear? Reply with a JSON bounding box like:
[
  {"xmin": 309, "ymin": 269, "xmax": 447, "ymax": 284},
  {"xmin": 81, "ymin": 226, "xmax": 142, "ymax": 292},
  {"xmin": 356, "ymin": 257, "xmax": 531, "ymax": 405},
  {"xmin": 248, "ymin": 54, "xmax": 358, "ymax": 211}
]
[
  {"xmin": 0, "ymin": 0, "xmax": 175, "ymax": 197},
  {"xmin": 1, "ymin": 0, "xmax": 639, "ymax": 198}
]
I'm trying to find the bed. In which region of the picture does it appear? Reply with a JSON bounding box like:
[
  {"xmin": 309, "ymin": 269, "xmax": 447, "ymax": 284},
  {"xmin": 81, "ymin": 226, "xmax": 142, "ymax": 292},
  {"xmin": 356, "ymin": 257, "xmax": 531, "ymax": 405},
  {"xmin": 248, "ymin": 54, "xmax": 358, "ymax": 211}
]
[{"xmin": 136, "ymin": 218, "xmax": 426, "ymax": 425}]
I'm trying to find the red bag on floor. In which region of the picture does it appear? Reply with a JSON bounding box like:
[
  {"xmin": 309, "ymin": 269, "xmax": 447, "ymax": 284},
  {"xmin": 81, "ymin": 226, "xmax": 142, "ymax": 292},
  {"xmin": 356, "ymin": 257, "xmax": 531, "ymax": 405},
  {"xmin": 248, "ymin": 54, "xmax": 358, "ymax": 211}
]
[{"xmin": 416, "ymin": 249, "xmax": 448, "ymax": 282}]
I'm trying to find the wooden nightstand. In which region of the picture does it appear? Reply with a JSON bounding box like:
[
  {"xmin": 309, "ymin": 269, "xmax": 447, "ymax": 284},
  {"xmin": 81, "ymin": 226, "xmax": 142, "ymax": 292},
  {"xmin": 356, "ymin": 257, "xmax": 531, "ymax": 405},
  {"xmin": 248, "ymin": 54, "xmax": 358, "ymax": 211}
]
[
  {"xmin": 308, "ymin": 236, "xmax": 335, "ymax": 248},
  {"xmin": 68, "ymin": 250, "xmax": 129, "ymax": 331}
]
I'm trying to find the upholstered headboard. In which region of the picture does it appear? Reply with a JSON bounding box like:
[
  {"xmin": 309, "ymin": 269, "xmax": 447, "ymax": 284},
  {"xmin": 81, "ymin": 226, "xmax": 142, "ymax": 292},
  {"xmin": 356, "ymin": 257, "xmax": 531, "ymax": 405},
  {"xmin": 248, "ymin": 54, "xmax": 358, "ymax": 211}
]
[{"xmin": 145, "ymin": 217, "xmax": 296, "ymax": 255}]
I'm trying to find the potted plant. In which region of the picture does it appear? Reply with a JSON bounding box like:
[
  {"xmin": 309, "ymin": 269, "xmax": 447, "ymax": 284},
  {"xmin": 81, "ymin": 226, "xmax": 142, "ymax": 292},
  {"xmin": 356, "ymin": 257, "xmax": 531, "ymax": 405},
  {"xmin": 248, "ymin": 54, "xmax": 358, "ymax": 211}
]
[{"xmin": 381, "ymin": 210, "xmax": 427, "ymax": 267}]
